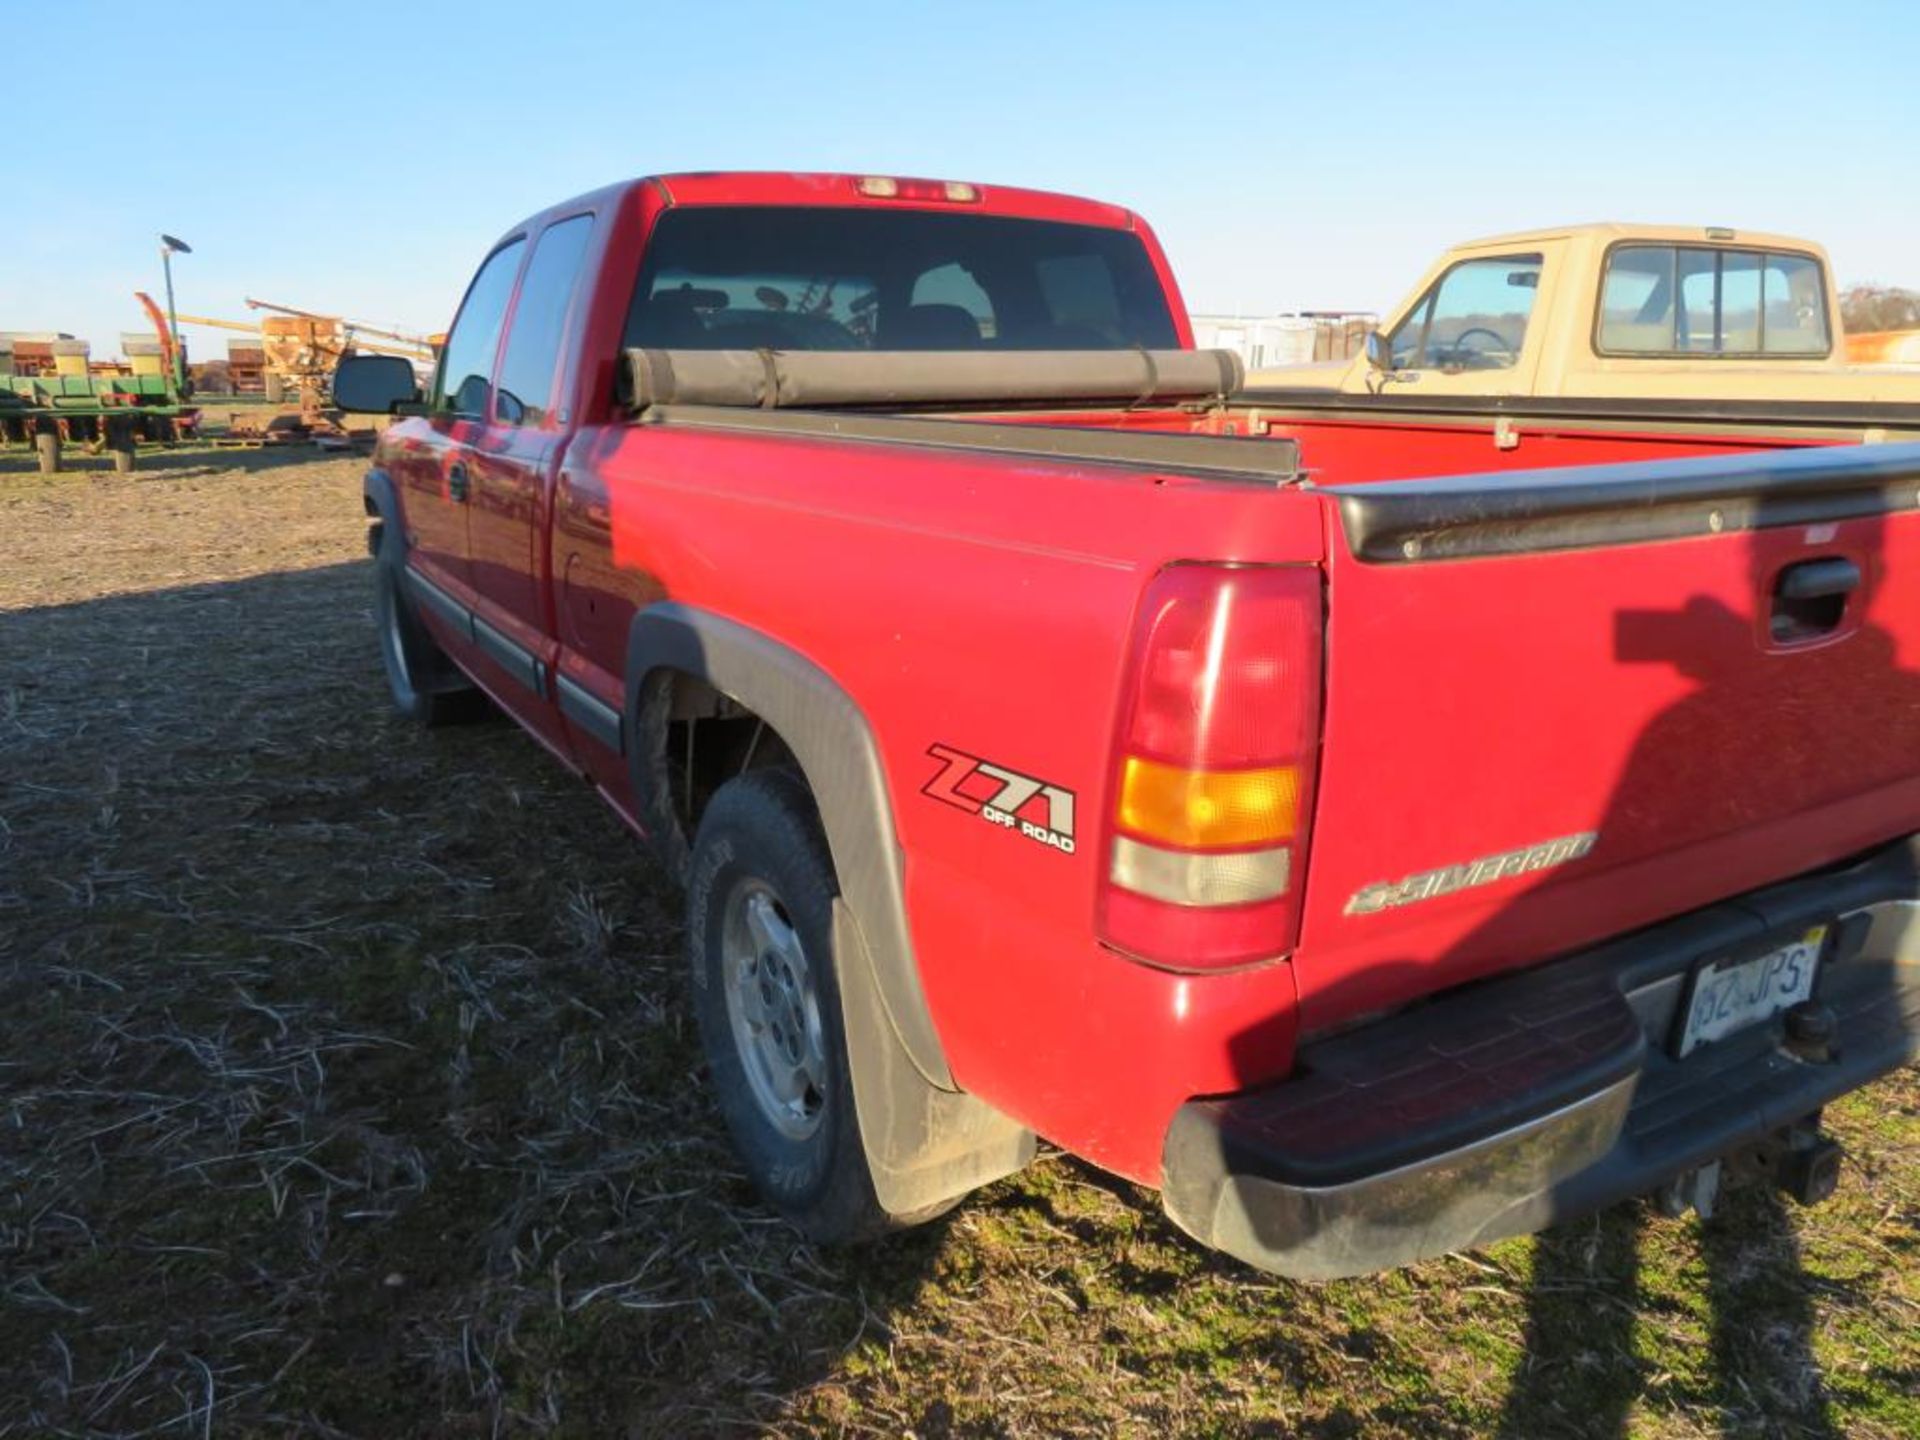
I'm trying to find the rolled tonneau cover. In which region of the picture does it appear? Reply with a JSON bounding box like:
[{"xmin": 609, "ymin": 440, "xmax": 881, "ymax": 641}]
[{"xmin": 624, "ymin": 347, "xmax": 1243, "ymax": 411}]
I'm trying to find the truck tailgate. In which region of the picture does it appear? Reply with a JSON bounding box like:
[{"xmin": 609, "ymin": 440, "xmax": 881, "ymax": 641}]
[{"xmin": 1294, "ymin": 442, "xmax": 1920, "ymax": 1030}]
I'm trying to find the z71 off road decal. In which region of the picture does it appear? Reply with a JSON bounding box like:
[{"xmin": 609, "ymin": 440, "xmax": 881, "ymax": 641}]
[{"xmin": 922, "ymin": 744, "xmax": 1076, "ymax": 854}]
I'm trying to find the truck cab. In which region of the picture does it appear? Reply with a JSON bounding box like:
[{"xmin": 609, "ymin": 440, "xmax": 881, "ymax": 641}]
[{"xmin": 1250, "ymin": 223, "xmax": 1920, "ymax": 407}]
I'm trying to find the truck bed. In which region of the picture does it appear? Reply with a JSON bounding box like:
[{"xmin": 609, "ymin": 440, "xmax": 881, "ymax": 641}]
[
  {"xmin": 562, "ymin": 348, "xmax": 1920, "ymax": 1183},
  {"xmin": 609, "ymin": 349, "xmax": 1920, "ymax": 1042}
]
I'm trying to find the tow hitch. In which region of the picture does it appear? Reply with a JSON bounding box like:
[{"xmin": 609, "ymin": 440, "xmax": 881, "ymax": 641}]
[
  {"xmin": 1653, "ymin": 1119, "xmax": 1843, "ymax": 1219},
  {"xmin": 1774, "ymin": 1126, "xmax": 1844, "ymax": 1206}
]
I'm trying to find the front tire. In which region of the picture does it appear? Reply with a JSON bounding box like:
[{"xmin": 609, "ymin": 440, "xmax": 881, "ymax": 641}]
[{"xmin": 687, "ymin": 770, "xmax": 891, "ymax": 1242}]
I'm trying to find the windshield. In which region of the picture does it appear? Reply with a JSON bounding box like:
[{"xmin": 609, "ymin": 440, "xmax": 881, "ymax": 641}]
[{"xmin": 625, "ymin": 205, "xmax": 1180, "ymax": 352}]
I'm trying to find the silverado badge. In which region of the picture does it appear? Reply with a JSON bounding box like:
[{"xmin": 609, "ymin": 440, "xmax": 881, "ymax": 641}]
[{"xmin": 1345, "ymin": 831, "xmax": 1597, "ymax": 915}]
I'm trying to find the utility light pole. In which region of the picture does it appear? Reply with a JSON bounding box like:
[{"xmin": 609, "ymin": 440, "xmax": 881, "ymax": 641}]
[{"xmin": 160, "ymin": 233, "xmax": 192, "ymax": 393}]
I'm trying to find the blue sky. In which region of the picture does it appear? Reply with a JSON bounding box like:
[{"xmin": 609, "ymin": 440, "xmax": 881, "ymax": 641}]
[{"xmin": 7, "ymin": 2, "xmax": 1915, "ymax": 356}]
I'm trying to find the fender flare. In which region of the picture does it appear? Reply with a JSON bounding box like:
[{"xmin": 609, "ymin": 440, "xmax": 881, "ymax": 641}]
[
  {"xmin": 625, "ymin": 602, "xmax": 1034, "ymax": 1214},
  {"xmin": 625, "ymin": 602, "xmax": 947, "ymax": 1084}
]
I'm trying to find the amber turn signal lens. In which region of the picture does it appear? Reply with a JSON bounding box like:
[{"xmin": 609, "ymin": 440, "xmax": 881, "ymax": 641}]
[{"xmin": 1115, "ymin": 756, "xmax": 1300, "ymax": 850}]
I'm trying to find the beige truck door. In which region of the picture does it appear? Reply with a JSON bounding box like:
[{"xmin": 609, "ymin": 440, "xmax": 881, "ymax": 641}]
[{"xmin": 1374, "ymin": 249, "xmax": 1553, "ymax": 397}]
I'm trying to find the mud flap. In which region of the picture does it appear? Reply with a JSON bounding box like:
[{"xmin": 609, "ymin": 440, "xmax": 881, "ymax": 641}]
[{"xmin": 833, "ymin": 899, "xmax": 1035, "ymax": 1216}]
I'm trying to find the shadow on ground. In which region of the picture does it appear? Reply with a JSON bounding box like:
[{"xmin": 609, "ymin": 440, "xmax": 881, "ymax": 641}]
[{"xmin": 0, "ymin": 564, "xmax": 952, "ymax": 1435}]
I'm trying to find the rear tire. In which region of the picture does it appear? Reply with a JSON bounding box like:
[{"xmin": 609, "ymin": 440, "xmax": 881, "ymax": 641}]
[
  {"xmin": 373, "ymin": 532, "xmax": 484, "ymax": 727},
  {"xmin": 687, "ymin": 770, "xmax": 895, "ymax": 1242}
]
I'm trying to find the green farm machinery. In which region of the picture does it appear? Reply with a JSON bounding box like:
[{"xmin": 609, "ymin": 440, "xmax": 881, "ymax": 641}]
[{"xmin": 1, "ymin": 303, "xmax": 196, "ymax": 475}]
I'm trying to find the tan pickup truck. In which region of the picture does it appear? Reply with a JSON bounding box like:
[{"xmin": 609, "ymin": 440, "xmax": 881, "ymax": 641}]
[{"xmin": 1246, "ymin": 224, "xmax": 1920, "ymax": 430}]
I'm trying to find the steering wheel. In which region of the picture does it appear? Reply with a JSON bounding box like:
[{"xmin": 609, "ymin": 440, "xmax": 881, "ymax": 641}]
[{"xmin": 1448, "ymin": 327, "xmax": 1513, "ymax": 367}]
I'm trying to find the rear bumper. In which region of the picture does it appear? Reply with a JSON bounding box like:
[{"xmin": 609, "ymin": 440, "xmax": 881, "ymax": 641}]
[{"xmin": 1161, "ymin": 836, "xmax": 1920, "ymax": 1280}]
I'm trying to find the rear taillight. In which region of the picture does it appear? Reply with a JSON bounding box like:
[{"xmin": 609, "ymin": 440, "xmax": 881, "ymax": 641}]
[{"xmin": 1098, "ymin": 564, "xmax": 1323, "ymax": 970}]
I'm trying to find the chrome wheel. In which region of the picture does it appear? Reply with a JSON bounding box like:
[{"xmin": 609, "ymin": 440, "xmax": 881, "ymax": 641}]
[{"xmin": 721, "ymin": 877, "xmax": 827, "ymax": 1140}]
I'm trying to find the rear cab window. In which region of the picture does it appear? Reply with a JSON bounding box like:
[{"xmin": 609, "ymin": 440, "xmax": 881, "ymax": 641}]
[
  {"xmin": 622, "ymin": 206, "xmax": 1179, "ymax": 353},
  {"xmin": 1386, "ymin": 254, "xmax": 1543, "ymax": 371},
  {"xmin": 1597, "ymin": 244, "xmax": 1830, "ymax": 357}
]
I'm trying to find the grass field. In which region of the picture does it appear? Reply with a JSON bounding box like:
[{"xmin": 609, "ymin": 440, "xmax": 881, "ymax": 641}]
[{"xmin": 2, "ymin": 443, "xmax": 1915, "ymax": 1438}]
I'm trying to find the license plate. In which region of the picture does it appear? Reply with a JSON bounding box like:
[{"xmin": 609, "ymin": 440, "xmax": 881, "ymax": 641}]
[{"xmin": 1674, "ymin": 925, "xmax": 1827, "ymax": 1058}]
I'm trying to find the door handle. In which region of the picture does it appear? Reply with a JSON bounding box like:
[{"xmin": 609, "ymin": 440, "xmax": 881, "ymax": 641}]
[
  {"xmin": 1771, "ymin": 556, "xmax": 1860, "ymax": 642},
  {"xmin": 448, "ymin": 461, "xmax": 470, "ymax": 503}
]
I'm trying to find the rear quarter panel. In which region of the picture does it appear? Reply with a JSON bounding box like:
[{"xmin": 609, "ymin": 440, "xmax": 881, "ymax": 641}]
[{"xmin": 555, "ymin": 420, "xmax": 1322, "ymax": 1181}]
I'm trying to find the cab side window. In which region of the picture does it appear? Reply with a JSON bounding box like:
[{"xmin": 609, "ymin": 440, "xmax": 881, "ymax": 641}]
[
  {"xmin": 1387, "ymin": 255, "xmax": 1542, "ymax": 371},
  {"xmin": 436, "ymin": 239, "xmax": 525, "ymax": 418},
  {"xmin": 494, "ymin": 216, "xmax": 595, "ymax": 426}
]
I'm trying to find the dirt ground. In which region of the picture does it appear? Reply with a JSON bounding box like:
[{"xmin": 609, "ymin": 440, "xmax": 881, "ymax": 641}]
[{"xmin": 2, "ymin": 442, "xmax": 1916, "ymax": 1438}]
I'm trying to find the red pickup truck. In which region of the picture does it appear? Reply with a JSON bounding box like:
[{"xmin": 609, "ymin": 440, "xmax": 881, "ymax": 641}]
[{"xmin": 334, "ymin": 172, "xmax": 1920, "ymax": 1280}]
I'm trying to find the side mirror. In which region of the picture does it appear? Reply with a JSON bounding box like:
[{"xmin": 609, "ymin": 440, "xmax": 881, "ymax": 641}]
[
  {"xmin": 333, "ymin": 353, "xmax": 422, "ymax": 414},
  {"xmin": 1364, "ymin": 330, "xmax": 1395, "ymax": 372}
]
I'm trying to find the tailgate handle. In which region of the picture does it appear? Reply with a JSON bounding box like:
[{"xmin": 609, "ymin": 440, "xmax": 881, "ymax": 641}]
[
  {"xmin": 1777, "ymin": 557, "xmax": 1859, "ymax": 600},
  {"xmin": 1772, "ymin": 557, "xmax": 1859, "ymax": 641}
]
